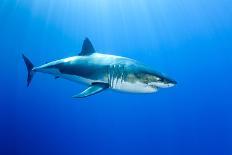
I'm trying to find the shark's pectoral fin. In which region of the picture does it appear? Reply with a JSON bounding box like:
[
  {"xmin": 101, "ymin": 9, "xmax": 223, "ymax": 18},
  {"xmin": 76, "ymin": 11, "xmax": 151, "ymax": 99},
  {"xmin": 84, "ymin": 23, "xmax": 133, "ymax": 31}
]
[{"xmin": 72, "ymin": 83, "xmax": 109, "ymax": 98}]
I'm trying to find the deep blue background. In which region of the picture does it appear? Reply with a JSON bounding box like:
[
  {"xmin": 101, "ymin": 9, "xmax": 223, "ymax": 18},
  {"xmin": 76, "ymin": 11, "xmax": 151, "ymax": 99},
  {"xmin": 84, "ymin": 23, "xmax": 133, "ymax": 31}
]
[{"xmin": 1, "ymin": 0, "xmax": 232, "ymax": 154}]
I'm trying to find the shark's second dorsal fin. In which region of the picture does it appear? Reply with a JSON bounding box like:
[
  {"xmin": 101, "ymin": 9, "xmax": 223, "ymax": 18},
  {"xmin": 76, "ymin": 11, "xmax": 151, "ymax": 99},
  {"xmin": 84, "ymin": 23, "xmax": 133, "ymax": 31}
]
[{"xmin": 79, "ymin": 38, "xmax": 95, "ymax": 56}]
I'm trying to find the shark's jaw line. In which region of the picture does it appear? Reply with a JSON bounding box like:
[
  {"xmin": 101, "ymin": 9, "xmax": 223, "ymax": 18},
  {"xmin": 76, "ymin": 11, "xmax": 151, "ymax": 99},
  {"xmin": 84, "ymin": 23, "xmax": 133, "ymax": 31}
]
[{"xmin": 23, "ymin": 38, "xmax": 176, "ymax": 98}]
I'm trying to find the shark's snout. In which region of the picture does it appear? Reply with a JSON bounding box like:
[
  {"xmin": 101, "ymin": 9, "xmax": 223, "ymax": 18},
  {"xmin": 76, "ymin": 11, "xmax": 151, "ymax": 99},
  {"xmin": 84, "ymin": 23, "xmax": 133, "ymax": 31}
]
[
  {"xmin": 152, "ymin": 75, "xmax": 177, "ymax": 88},
  {"xmin": 166, "ymin": 78, "xmax": 177, "ymax": 86}
]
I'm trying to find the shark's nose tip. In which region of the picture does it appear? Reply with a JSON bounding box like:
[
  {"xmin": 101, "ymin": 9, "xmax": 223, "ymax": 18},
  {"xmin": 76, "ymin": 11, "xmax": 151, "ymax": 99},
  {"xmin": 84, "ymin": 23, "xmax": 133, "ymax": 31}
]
[
  {"xmin": 166, "ymin": 78, "xmax": 177, "ymax": 85},
  {"xmin": 167, "ymin": 79, "xmax": 177, "ymax": 87},
  {"xmin": 172, "ymin": 80, "xmax": 177, "ymax": 85}
]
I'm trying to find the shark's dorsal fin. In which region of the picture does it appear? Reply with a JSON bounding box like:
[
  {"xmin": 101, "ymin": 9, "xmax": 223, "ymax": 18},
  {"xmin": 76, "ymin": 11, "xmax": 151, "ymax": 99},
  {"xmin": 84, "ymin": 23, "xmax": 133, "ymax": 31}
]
[{"xmin": 79, "ymin": 38, "xmax": 95, "ymax": 56}]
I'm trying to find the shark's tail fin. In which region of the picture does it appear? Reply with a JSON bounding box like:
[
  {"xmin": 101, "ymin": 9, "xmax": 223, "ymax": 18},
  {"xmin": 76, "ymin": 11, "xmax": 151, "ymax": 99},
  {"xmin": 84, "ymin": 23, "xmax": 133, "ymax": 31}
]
[{"xmin": 22, "ymin": 54, "xmax": 35, "ymax": 87}]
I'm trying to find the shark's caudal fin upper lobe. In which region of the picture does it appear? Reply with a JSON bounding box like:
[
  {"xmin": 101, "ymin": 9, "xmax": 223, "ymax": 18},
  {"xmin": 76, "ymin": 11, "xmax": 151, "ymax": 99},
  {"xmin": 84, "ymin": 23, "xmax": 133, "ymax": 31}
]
[{"xmin": 22, "ymin": 54, "xmax": 34, "ymax": 87}]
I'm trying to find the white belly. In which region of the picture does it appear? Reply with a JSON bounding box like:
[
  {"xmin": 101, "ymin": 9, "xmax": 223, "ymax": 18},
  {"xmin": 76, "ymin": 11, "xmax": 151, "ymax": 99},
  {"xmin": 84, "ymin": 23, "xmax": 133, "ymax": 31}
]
[
  {"xmin": 112, "ymin": 81, "xmax": 158, "ymax": 93},
  {"xmin": 61, "ymin": 74, "xmax": 157, "ymax": 93},
  {"xmin": 43, "ymin": 68, "xmax": 158, "ymax": 93}
]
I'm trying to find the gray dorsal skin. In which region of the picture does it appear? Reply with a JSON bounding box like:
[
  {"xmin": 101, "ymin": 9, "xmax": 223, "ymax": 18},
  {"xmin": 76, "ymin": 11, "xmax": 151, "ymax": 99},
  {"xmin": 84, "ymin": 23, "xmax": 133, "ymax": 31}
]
[
  {"xmin": 79, "ymin": 38, "xmax": 95, "ymax": 56},
  {"xmin": 72, "ymin": 83, "xmax": 109, "ymax": 98}
]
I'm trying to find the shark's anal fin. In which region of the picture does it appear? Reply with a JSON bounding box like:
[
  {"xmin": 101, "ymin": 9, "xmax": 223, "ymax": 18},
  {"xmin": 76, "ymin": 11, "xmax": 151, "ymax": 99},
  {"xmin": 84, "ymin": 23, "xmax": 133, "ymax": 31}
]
[
  {"xmin": 79, "ymin": 38, "xmax": 95, "ymax": 56},
  {"xmin": 72, "ymin": 83, "xmax": 109, "ymax": 98}
]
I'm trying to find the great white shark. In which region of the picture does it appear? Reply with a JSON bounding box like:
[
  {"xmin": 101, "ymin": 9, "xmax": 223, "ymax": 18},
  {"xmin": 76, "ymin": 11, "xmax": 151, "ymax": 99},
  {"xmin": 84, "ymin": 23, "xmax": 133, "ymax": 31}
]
[{"xmin": 23, "ymin": 38, "xmax": 176, "ymax": 98}]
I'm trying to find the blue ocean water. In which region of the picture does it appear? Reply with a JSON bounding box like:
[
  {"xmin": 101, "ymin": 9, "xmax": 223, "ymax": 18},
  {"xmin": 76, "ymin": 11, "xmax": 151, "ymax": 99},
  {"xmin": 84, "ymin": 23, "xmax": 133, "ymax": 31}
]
[{"xmin": 1, "ymin": 0, "xmax": 232, "ymax": 154}]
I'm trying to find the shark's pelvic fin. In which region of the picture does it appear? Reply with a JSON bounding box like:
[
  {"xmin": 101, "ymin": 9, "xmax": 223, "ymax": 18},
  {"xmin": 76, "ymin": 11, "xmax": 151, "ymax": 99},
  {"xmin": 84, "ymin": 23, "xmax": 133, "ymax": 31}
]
[
  {"xmin": 72, "ymin": 83, "xmax": 109, "ymax": 98},
  {"xmin": 79, "ymin": 38, "xmax": 95, "ymax": 56}
]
